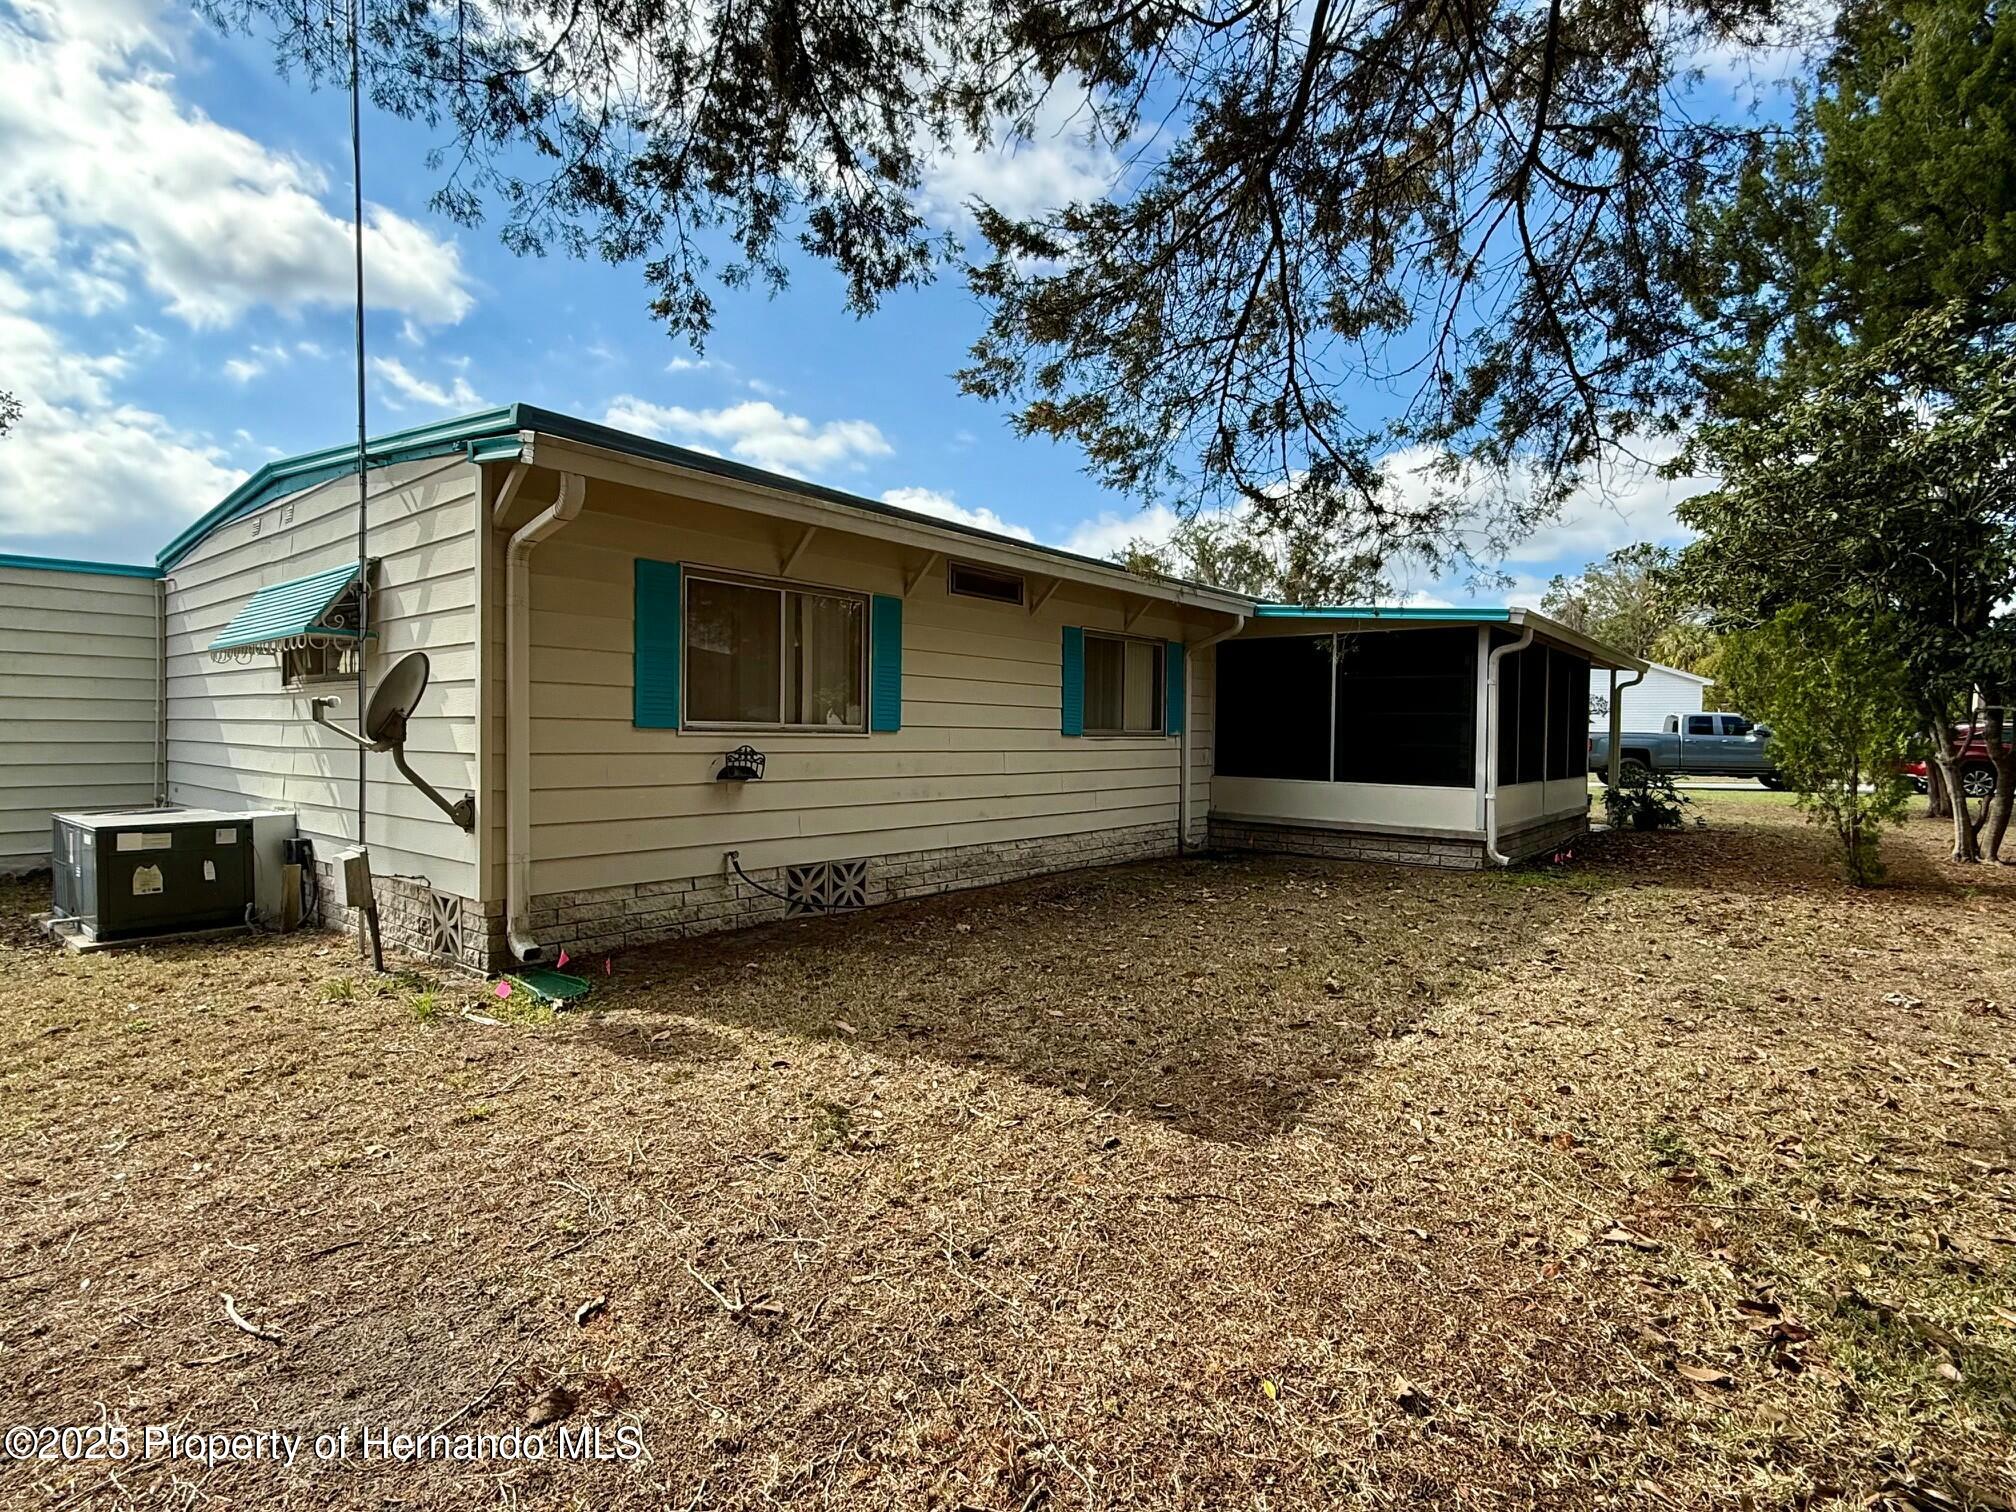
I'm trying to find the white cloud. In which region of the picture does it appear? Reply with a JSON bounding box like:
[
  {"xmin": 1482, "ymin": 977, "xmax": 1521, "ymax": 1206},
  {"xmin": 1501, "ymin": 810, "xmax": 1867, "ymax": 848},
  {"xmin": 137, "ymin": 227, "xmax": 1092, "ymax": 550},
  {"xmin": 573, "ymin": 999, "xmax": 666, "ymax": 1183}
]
[
  {"xmin": 222, "ymin": 356, "xmax": 264, "ymax": 384},
  {"xmin": 1056, "ymin": 502, "xmax": 1188, "ymax": 559},
  {"xmin": 0, "ymin": 0, "xmax": 474, "ymax": 329},
  {"xmin": 604, "ymin": 396, "xmax": 892, "ymax": 476},
  {"xmin": 0, "ymin": 276, "xmax": 241, "ymax": 543},
  {"xmin": 1378, "ymin": 442, "xmax": 1708, "ymax": 575},
  {"xmin": 666, "ymin": 355, "xmax": 716, "ymax": 373},
  {"xmin": 921, "ymin": 92, "xmax": 1124, "ymax": 231},
  {"xmin": 370, "ymin": 355, "xmax": 482, "ymax": 412},
  {"xmin": 881, "ymin": 486, "xmax": 1035, "ymax": 542}
]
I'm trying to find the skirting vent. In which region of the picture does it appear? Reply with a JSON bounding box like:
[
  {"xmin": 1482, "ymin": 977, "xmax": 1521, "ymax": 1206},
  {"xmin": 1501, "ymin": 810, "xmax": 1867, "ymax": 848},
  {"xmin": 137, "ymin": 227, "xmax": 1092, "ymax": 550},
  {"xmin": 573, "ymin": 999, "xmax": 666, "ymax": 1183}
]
[{"xmin": 783, "ymin": 860, "xmax": 870, "ymax": 917}]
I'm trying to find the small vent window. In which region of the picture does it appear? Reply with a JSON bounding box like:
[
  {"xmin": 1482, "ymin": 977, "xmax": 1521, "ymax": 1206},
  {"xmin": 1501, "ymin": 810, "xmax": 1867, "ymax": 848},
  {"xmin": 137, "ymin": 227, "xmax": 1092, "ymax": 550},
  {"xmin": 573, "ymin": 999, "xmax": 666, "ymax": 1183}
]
[{"xmin": 947, "ymin": 562, "xmax": 1025, "ymax": 606}]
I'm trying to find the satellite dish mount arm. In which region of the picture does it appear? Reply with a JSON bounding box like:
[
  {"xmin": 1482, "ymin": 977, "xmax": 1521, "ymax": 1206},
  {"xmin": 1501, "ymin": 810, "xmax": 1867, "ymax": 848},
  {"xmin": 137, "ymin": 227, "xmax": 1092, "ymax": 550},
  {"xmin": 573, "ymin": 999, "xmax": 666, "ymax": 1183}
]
[{"xmin": 310, "ymin": 682, "xmax": 477, "ymax": 833}]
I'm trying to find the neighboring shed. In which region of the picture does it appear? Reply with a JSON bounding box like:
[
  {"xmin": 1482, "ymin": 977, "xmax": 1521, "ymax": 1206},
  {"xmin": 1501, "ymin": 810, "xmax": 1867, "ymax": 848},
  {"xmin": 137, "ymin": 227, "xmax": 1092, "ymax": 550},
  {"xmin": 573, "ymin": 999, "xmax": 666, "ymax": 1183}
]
[
  {"xmin": 1593, "ymin": 660, "xmax": 1713, "ymax": 731},
  {"xmin": 0, "ymin": 555, "xmax": 164, "ymax": 875}
]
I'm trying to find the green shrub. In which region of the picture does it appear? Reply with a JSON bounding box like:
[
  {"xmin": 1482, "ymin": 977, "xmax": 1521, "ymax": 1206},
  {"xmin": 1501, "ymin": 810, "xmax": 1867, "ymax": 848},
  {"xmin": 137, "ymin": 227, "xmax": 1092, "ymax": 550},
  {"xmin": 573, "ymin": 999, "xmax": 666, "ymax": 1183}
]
[{"xmin": 1602, "ymin": 771, "xmax": 1692, "ymax": 831}]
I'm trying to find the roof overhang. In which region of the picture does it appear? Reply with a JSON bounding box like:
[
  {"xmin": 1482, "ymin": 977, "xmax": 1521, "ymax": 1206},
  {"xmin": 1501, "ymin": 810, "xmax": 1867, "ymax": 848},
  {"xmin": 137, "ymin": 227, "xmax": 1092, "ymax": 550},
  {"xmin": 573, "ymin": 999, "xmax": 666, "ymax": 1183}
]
[
  {"xmin": 156, "ymin": 404, "xmax": 1249, "ymax": 620},
  {"xmin": 509, "ymin": 424, "xmax": 1254, "ymax": 619},
  {"xmin": 1247, "ymin": 602, "xmax": 1647, "ymax": 672}
]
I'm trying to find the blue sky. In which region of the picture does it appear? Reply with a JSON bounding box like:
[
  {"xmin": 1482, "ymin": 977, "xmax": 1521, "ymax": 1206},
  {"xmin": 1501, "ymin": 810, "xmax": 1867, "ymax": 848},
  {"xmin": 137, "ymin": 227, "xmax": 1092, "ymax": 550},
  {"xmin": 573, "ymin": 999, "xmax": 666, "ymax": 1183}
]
[{"xmin": 0, "ymin": 0, "xmax": 1718, "ymax": 602}]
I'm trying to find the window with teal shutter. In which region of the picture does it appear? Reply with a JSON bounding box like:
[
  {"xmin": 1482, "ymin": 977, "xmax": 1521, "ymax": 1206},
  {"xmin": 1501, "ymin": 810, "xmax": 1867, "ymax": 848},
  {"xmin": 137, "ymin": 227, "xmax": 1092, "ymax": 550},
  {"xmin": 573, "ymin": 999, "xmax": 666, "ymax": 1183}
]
[
  {"xmin": 1060, "ymin": 626, "xmax": 1085, "ymax": 735},
  {"xmin": 870, "ymin": 593, "xmax": 903, "ymax": 731},
  {"xmin": 633, "ymin": 559, "xmax": 682, "ymax": 727},
  {"xmin": 1165, "ymin": 640, "xmax": 1186, "ymax": 734}
]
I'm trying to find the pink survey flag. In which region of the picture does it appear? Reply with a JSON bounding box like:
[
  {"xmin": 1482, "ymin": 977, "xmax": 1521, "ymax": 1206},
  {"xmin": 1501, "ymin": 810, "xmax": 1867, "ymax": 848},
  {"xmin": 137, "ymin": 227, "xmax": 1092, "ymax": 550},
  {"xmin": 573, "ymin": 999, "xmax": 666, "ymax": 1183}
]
[{"xmin": 494, "ymin": 980, "xmax": 512, "ymax": 999}]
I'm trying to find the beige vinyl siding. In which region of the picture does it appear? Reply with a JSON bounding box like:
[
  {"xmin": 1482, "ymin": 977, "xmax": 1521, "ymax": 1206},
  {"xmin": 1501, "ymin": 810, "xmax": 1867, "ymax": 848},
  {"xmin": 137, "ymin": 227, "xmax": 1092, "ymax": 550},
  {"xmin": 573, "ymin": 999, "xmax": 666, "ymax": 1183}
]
[
  {"xmin": 163, "ymin": 456, "xmax": 481, "ymax": 898},
  {"xmin": 0, "ymin": 564, "xmax": 163, "ymax": 874},
  {"xmin": 487, "ymin": 474, "xmax": 1224, "ymax": 899}
]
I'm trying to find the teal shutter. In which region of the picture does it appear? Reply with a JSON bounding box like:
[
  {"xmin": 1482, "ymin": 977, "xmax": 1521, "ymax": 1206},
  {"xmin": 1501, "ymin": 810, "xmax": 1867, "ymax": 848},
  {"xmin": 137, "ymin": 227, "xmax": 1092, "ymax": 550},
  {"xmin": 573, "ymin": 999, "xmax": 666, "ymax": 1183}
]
[
  {"xmin": 633, "ymin": 559, "xmax": 681, "ymax": 728},
  {"xmin": 1165, "ymin": 640, "xmax": 1186, "ymax": 735},
  {"xmin": 1060, "ymin": 626, "xmax": 1085, "ymax": 736},
  {"xmin": 870, "ymin": 593, "xmax": 903, "ymax": 732}
]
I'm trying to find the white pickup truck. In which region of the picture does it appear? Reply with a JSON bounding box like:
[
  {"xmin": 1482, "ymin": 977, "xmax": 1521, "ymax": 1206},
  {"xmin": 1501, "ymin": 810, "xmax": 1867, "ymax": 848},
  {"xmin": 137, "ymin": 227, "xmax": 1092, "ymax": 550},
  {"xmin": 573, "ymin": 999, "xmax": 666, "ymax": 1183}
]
[{"xmin": 1588, "ymin": 712, "xmax": 1784, "ymax": 787}]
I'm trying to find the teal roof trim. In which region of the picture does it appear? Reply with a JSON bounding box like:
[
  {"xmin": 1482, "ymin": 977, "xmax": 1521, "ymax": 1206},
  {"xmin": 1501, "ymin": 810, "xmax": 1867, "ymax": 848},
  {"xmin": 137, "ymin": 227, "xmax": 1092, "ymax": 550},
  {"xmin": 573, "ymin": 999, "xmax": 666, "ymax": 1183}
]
[
  {"xmin": 465, "ymin": 433, "xmax": 525, "ymax": 465},
  {"xmin": 206, "ymin": 562, "xmax": 365, "ymax": 651},
  {"xmin": 0, "ymin": 551, "xmax": 162, "ymax": 579},
  {"xmin": 158, "ymin": 407, "xmax": 519, "ymax": 570},
  {"xmin": 155, "ymin": 403, "xmax": 1247, "ymax": 608},
  {"xmin": 1252, "ymin": 604, "xmax": 1512, "ymax": 622}
]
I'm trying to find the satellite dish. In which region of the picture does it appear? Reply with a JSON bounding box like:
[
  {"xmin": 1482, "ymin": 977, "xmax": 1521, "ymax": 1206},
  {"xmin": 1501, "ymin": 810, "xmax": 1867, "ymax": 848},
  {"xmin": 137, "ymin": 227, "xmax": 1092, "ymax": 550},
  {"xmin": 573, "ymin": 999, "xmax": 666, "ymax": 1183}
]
[
  {"xmin": 365, "ymin": 652, "xmax": 431, "ymax": 743},
  {"xmin": 308, "ymin": 649, "xmax": 473, "ymax": 832}
]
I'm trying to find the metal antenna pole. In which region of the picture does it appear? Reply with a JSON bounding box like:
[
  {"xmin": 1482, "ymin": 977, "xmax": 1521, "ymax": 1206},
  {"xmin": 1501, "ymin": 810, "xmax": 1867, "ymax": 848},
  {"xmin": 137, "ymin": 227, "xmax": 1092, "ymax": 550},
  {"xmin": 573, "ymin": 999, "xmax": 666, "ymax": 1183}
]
[{"xmin": 348, "ymin": 0, "xmax": 382, "ymax": 970}]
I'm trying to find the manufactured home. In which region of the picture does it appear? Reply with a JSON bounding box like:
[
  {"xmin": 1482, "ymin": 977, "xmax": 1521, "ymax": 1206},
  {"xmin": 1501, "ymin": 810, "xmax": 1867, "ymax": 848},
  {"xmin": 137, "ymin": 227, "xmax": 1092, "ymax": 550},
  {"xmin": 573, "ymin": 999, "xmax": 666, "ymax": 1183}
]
[
  {"xmin": 1592, "ymin": 660, "xmax": 1714, "ymax": 732},
  {"xmin": 3, "ymin": 406, "xmax": 1642, "ymax": 968}
]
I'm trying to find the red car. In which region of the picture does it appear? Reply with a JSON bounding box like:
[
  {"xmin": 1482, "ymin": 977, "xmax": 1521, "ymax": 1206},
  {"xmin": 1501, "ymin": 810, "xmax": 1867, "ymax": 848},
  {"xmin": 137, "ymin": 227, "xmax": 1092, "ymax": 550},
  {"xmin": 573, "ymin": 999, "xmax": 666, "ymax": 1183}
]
[{"xmin": 1907, "ymin": 725, "xmax": 2003, "ymax": 799}]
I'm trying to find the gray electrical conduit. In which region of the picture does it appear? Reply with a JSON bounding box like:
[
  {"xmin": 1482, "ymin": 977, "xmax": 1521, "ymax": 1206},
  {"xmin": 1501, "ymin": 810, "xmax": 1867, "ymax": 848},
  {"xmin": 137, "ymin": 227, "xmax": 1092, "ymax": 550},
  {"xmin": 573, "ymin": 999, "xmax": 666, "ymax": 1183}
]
[{"xmin": 498, "ymin": 464, "xmax": 585, "ymax": 964}]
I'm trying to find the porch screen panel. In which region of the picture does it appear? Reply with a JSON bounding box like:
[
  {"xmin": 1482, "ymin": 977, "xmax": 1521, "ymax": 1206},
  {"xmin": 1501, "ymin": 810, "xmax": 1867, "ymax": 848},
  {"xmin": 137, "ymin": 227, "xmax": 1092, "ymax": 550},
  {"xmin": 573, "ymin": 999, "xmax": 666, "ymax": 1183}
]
[
  {"xmin": 1549, "ymin": 650, "xmax": 1590, "ymax": 778},
  {"xmin": 1215, "ymin": 636, "xmax": 1332, "ymax": 780},
  {"xmin": 1543, "ymin": 648, "xmax": 1582, "ymax": 780},
  {"xmin": 1515, "ymin": 644, "xmax": 1548, "ymax": 783},
  {"xmin": 1332, "ymin": 628, "xmax": 1477, "ymax": 788},
  {"xmin": 1495, "ymin": 638, "xmax": 1520, "ymax": 783}
]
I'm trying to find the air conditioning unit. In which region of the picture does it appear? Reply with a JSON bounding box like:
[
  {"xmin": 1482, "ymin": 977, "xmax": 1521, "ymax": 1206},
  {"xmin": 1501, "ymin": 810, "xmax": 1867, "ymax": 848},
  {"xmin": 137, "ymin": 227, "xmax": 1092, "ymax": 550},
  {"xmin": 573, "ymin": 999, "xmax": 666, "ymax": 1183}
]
[{"xmin": 49, "ymin": 807, "xmax": 297, "ymax": 944}]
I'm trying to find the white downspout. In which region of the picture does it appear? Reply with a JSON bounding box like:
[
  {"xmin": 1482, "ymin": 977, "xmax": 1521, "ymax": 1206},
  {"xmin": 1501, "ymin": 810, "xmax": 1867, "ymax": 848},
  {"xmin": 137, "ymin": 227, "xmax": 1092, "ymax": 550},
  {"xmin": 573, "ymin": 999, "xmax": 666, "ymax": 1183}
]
[
  {"xmin": 498, "ymin": 465, "xmax": 584, "ymax": 964},
  {"xmin": 1607, "ymin": 666, "xmax": 1648, "ymax": 788},
  {"xmin": 1484, "ymin": 624, "xmax": 1536, "ymax": 866},
  {"xmin": 1179, "ymin": 612, "xmax": 1246, "ymax": 853}
]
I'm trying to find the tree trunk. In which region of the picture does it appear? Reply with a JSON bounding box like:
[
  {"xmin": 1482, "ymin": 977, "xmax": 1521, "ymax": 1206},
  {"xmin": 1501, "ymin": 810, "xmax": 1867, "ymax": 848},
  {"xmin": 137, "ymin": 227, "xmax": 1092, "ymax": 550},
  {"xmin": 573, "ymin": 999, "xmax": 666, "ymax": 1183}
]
[
  {"xmin": 1928, "ymin": 725, "xmax": 1980, "ymax": 863},
  {"xmin": 1927, "ymin": 761, "xmax": 1953, "ymax": 819},
  {"xmin": 1982, "ymin": 702, "xmax": 2015, "ymax": 863}
]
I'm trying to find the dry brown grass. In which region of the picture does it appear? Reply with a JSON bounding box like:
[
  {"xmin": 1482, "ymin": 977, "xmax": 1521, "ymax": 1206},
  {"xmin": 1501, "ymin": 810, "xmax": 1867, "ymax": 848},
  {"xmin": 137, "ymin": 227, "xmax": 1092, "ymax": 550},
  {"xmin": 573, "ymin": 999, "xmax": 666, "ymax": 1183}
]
[{"xmin": 2, "ymin": 794, "xmax": 2013, "ymax": 1510}]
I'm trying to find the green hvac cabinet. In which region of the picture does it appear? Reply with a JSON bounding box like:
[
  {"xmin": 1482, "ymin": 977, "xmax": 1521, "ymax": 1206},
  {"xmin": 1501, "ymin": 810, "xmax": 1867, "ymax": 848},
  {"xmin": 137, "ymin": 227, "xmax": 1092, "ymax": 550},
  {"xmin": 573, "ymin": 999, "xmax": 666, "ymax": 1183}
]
[{"xmin": 50, "ymin": 809, "xmax": 257, "ymax": 942}]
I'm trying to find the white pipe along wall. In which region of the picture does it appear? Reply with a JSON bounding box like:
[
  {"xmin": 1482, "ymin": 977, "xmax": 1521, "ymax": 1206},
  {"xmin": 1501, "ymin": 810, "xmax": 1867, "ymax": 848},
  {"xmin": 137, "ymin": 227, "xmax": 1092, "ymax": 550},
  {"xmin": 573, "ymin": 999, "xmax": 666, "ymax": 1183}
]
[
  {"xmin": 1608, "ymin": 666, "xmax": 1649, "ymax": 787},
  {"xmin": 1483, "ymin": 625, "xmax": 1536, "ymax": 866},
  {"xmin": 1179, "ymin": 614, "xmax": 1245, "ymax": 850},
  {"xmin": 498, "ymin": 465, "xmax": 586, "ymax": 964}
]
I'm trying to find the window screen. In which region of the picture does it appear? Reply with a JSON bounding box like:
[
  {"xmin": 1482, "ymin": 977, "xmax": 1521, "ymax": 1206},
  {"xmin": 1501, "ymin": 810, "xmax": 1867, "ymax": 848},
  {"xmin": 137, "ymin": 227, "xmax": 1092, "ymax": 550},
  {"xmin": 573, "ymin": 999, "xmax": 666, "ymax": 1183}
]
[
  {"xmin": 787, "ymin": 592, "xmax": 865, "ymax": 727},
  {"xmin": 1216, "ymin": 636, "xmax": 1332, "ymax": 779},
  {"xmin": 1083, "ymin": 633, "xmax": 1164, "ymax": 733},
  {"xmin": 686, "ymin": 574, "xmax": 866, "ymax": 728},
  {"xmin": 1332, "ymin": 628, "xmax": 1477, "ymax": 788},
  {"xmin": 687, "ymin": 577, "xmax": 783, "ymax": 724}
]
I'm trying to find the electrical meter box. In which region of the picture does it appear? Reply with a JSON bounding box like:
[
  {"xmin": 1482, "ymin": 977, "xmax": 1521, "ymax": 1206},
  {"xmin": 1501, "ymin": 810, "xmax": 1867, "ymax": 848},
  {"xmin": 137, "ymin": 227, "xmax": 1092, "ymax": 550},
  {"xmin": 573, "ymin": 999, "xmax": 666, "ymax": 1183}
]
[{"xmin": 49, "ymin": 808, "xmax": 290, "ymax": 943}]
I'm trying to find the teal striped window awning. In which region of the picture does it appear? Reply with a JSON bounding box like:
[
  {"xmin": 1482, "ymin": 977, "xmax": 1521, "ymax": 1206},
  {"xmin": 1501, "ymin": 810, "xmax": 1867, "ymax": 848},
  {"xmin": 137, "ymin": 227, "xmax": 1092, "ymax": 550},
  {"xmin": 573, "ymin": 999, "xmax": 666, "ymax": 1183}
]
[{"xmin": 207, "ymin": 562, "xmax": 370, "ymax": 654}]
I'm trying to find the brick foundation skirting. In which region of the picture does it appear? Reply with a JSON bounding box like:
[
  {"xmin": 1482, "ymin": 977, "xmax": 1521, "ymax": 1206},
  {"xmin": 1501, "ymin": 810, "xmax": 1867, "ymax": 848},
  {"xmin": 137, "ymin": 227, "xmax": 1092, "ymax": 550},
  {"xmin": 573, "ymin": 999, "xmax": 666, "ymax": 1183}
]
[
  {"xmin": 1210, "ymin": 810, "xmax": 1589, "ymax": 870},
  {"xmin": 308, "ymin": 862, "xmax": 503, "ymax": 974},
  {"xmin": 495, "ymin": 821, "xmax": 1183, "ymax": 973}
]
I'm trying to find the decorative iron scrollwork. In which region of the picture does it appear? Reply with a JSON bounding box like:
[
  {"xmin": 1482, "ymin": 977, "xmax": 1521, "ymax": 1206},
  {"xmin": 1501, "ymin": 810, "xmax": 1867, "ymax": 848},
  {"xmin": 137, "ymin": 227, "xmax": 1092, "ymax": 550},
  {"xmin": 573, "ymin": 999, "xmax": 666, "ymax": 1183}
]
[{"xmin": 717, "ymin": 745, "xmax": 767, "ymax": 781}]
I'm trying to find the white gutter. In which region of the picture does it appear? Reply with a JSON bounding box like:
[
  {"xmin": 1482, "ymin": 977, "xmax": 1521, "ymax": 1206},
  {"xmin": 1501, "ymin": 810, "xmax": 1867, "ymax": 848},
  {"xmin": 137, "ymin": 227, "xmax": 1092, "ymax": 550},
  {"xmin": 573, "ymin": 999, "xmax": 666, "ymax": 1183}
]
[
  {"xmin": 1606, "ymin": 665, "xmax": 1649, "ymax": 788},
  {"xmin": 497, "ymin": 464, "xmax": 585, "ymax": 964},
  {"xmin": 1483, "ymin": 624, "xmax": 1536, "ymax": 866},
  {"xmin": 1178, "ymin": 613, "xmax": 1247, "ymax": 853}
]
